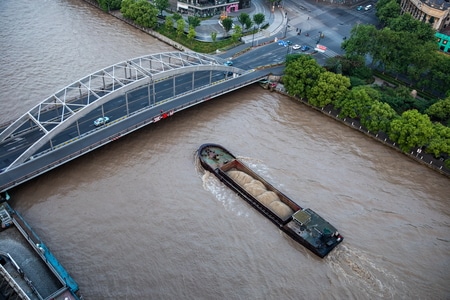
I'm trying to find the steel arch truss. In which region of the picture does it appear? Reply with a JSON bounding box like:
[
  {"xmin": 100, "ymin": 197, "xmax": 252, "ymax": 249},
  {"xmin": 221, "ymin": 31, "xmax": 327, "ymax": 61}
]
[{"xmin": 0, "ymin": 52, "xmax": 242, "ymax": 170}]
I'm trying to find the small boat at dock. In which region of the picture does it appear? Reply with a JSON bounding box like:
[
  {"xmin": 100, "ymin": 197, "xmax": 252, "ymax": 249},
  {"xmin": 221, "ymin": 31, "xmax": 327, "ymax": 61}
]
[{"xmin": 197, "ymin": 143, "xmax": 343, "ymax": 258}]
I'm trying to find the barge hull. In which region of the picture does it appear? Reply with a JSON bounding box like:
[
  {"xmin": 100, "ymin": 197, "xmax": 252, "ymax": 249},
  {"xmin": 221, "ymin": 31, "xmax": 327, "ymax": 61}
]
[{"xmin": 198, "ymin": 143, "xmax": 343, "ymax": 258}]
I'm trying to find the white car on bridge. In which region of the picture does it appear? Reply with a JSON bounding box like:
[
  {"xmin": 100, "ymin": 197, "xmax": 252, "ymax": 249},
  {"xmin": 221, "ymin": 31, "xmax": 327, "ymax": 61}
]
[{"xmin": 94, "ymin": 116, "xmax": 110, "ymax": 127}]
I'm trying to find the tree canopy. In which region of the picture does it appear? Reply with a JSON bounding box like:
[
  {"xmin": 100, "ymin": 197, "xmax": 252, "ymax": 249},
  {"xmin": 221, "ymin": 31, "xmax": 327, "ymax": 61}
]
[
  {"xmin": 152, "ymin": 0, "xmax": 169, "ymax": 16},
  {"xmin": 283, "ymin": 55, "xmax": 324, "ymax": 99},
  {"xmin": 188, "ymin": 16, "xmax": 201, "ymax": 28},
  {"xmin": 342, "ymin": 3, "xmax": 449, "ymax": 97},
  {"xmin": 426, "ymin": 97, "xmax": 450, "ymax": 125},
  {"xmin": 389, "ymin": 109, "xmax": 434, "ymax": 152},
  {"xmin": 221, "ymin": 17, "xmax": 234, "ymax": 34},
  {"xmin": 308, "ymin": 72, "xmax": 350, "ymax": 107},
  {"xmin": 237, "ymin": 13, "xmax": 253, "ymax": 30},
  {"xmin": 97, "ymin": 0, "xmax": 121, "ymax": 11},
  {"xmin": 121, "ymin": 0, "xmax": 158, "ymax": 29},
  {"xmin": 253, "ymin": 13, "xmax": 265, "ymax": 28}
]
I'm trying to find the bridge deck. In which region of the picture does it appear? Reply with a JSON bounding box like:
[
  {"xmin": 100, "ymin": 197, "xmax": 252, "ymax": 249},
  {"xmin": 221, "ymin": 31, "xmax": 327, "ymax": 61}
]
[{"xmin": 0, "ymin": 51, "xmax": 280, "ymax": 191}]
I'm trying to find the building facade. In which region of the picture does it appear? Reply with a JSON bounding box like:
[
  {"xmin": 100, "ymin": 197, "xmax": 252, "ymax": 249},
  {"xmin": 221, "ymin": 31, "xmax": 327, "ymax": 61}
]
[
  {"xmin": 399, "ymin": 0, "xmax": 450, "ymax": 32},
  {"xmin": 176, "ymin": 0, "xmax": 251, "ymax": 17},
  {"xmin": 436, "ymin": 32, "xmax": 450, "ymax": 53}
]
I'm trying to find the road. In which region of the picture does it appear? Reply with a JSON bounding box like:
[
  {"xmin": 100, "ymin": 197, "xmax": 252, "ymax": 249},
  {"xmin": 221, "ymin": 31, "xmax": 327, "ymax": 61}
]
[{"xmin": 0, "ymin": 0, "xmax": 381, "ymax": 190}]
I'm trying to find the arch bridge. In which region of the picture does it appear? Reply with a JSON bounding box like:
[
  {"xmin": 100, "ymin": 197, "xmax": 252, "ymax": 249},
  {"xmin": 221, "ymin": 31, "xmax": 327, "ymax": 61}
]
[{"xmin": 0, "ymin": 51, "xmax": 269, "ymax": 191}]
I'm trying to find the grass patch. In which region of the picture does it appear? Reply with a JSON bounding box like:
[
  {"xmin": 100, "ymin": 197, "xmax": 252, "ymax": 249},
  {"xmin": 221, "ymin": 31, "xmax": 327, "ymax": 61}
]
[
  {"xmin": 373, "ymin": 70, "xmax": 437, "ymax": 101},
  {"xmin": 157, "ymin": 27, "xmax": 243, "ymax": 53}
]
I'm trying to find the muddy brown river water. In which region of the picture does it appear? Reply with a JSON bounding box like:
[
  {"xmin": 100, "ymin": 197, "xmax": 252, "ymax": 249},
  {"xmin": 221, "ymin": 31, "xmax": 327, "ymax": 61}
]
[{"xmin": 1, "ymin": 0, "xmax": 449, "ymax": 299}]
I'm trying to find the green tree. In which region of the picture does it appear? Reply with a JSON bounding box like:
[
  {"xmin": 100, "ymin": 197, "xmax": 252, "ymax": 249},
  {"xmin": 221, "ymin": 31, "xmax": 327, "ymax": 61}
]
[
  {"xmin": 187, "ymin": 26, "xmax": 196, "ymax": 45},
  {"xmin": 419, "ymin": 54, "xmax": 450, "ymax": 96},
  {"xmin": 165, "ymin": 16, "xmax": 174, "ymax": 31},
  {"xmin": 308, "ymin": 72, "xmax": 350, "ymax": 107},
  {"xmin": 176, "ymin": 18, "xmax": 185, "ymax": 37},
  {"xmin": 335, "ymin": 87, "xmax": 374, "ymax": 119},
  {"xmin": 253, "ymin": 13, "xmax": 265, "ymax": 30},
  {"xmin": 406, "ymin": 40, "xmax": 437, "ymax": 82},
  {"xmin": 426, "ymin": 123, "xmax": 450, "ymax": 158},
  {"xmin": 362, "ymin": 101, "xmax": 398, "ymax": 133},
  {"xmin": 211, "ymin": 31, "xmax": 217, "ymax": 44},
  {"xmin": 121, "ymin": 0, "xmax": 135, "ymax": 19},
  {"xmin": 121, "ymin": 0, "xmax": 158, "ymax": 29},
  {"xmin": 98, "ymin": 0, "xmax": 121, "ymax": 11},
  {"xmin": 231, "ymin": 25, "xmax": 243, "ymax": 44},
  {"xmin": 387, "ymin": 13, "xmax": 435, "ymax": 43},
  {"xmin": 389, "ymin": 109, "xmax": 434, "ymax": 151},
  {"xmin": 152, "ymin": 0, "xmax": 169, "ymax": 16},
  {"xmin": 188, "ymin": 16, "xmax": 201, "ymax": 28},
  {"xmin": 426, "ymin": 97, "xmax": 450, "ymax": 125},
  {"xmin": 376, "ymin": 0, "xmax": 400, "ymax": 26},
  {"xmin": 172, "ymin": 13, "xmax": 182, "ymax": 21},
  {"xmin": 283, "ymin": 55, "xmax": 324, "ymax": 99},
  {"xmin": 342, "ymin": 25, "xmax": 378, "ymax": 65},
  {"xmin": 237, "ymin": 13, "xmax": 251, "ymax": 26},
  {"xmin": 221, "ymin": 17, "xmax": 234, "ymax": 35}
]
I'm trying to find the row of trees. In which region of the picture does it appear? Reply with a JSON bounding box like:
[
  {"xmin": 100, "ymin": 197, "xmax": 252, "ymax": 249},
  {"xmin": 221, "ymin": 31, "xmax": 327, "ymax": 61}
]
[
  {"xmin": 120, "ymin": 0, "xmax": 159, "ymax": 28},
  {"xmin": 98, "ymin": 0, "xmax": 169, "ymax": 15},
  {"xmin": 283, "ymin": 55, "xmax": 450, "ymax": 162},
  {"xmin": 342, "ymin": 0, "xmax": 450, "ymax": 96},
  {"xmin": 98, "ymin": 0, "xmax": 265, "ymax": 42}
]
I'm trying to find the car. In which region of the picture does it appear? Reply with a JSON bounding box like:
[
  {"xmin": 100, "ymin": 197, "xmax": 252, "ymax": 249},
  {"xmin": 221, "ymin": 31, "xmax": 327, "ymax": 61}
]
[
  {"xmin": 286, "ymin": 40, "xmax": 292, "ymax": 45},
  {"xmin": 301, "ymin": 45, "xmax": 310, "ymax": 52},
  {"xmin": 365, "ymin": 4, "xmax": 372, "ymax": 10},
  {"xmin": 224, "ymin": 60, "xmax": 233, "ymax": 66},
  {"xmin": 292, "ymin": 44, "xmax": 301, "ymax": 50},
  {"xmin": 94, "ymin": 116, "xmax": 110, "ymax": 126},
  {"xmin": 357, "ymin": 5, "xmax": 363, "ymax": 10}
]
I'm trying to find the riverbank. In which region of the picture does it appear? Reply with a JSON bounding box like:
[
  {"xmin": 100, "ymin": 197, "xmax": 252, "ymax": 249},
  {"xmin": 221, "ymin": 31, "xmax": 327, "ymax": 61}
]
[
  {"xmin": 81, "ymin": 0, "xmax": 188, "ymax": 51},
  {"xmin": 81, "ymin": 0, "xmax": 449, "ymax": 179},
  {"xmin": 272, "ymin": 83, "xmax": 450, "ymax": 179}
]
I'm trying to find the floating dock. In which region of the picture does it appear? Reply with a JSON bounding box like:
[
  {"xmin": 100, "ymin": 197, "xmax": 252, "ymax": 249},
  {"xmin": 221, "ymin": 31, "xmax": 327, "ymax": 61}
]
[{"xmin": 0, "ymin": 197, "xmax": 82, "ymax": 300}]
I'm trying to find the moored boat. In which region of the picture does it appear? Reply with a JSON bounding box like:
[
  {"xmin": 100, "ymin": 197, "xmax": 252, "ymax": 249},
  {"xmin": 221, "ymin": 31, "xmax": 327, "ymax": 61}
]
[{"xmin": 197, "ymin": 143, "xmax": 343, "ymax": 258}]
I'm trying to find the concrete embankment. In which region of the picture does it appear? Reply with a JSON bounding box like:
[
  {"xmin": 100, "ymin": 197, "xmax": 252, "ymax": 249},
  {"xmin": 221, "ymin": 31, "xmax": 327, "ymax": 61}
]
[
  {"xmin": 81, "ymin": 0, "xmax": 189, "ymax": 51},
  {"xmin": 80, "ymin": 0, "xmax": 450, "ymax": 179},
  {"xmin": 272, "ymin": 83, "xmax": 450, "ymax": 178}
]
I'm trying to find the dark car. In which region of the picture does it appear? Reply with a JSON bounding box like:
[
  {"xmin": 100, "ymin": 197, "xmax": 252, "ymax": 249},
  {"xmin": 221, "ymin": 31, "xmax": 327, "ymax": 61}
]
[{"xmin": 301, "ymin": 45, "xmax": 310, "ymax": 52}]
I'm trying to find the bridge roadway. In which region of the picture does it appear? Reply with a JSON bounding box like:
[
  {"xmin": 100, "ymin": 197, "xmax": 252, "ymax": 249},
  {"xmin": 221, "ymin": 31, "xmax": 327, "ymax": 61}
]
[{"xmin": 0, "ymin": 51, "xmax": 283, "ymax": 192}]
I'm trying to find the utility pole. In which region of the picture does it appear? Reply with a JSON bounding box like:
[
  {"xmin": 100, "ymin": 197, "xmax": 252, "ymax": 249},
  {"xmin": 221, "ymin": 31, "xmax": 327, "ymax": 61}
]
[{"xmin": 284, "ymin": 12, "xmax": 289, "ymax": 38}]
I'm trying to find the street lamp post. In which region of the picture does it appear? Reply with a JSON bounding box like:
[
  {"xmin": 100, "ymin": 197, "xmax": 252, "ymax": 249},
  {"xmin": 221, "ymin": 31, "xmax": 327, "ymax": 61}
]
[
  {"xmin": 317, "ymin": 31, "xmax": 323, "ymax": 44},
  {"xmin": 284, "ymin": 17, "xmax": 289, "ymax": 38},
  {"xmin": 252, "ymin": 26, "xmax": 256, "ymax": 47}
]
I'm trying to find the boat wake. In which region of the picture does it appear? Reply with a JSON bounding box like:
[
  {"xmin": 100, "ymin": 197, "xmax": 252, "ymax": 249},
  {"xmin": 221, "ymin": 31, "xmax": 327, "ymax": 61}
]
[
  {"xmin": 327, "ymin": 245, "xmax": 405, "ymax": 299},
  {"xmin": 201, "ymin": 171, "xmax": 250, "ymax": 218}
]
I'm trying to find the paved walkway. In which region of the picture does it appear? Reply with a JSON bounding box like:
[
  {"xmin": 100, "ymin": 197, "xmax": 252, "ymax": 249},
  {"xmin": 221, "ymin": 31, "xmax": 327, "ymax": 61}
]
[{"xmin": 194, "ymin": 0, "xmax": 287, "ymax": 44}]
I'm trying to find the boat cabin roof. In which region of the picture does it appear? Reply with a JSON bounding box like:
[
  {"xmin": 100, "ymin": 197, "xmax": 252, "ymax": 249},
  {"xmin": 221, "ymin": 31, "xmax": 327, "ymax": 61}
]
[{"xmin": 292, "ymin": 210, "xmax": 311, "ymax": 225}]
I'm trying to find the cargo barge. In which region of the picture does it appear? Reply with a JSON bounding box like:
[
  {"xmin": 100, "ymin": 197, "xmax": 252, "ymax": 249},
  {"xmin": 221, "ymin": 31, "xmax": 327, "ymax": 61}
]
[
  {"xmin": 197, "ymin": 143, "xmax": 343, "ymax": 258},
  {"xmin": 0, "ymin": 195, "xmax": 82, "ymax": 300}
]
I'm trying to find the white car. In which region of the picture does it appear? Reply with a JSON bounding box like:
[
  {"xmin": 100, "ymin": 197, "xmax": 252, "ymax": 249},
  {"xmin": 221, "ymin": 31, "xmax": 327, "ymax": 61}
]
[
  {"xmin": 94, "ymin": 116, "xmax": 110, "ymax": 126},
  {"xmin": 292, "ymin": 44, "xmax": 301, "ymax": 50}
]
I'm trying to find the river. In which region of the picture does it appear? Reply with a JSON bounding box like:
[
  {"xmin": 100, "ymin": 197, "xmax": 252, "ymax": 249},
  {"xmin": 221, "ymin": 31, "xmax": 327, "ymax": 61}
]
[{"xmin": 1, "ymin": 0, "xmax": 449, "ymax": 299}]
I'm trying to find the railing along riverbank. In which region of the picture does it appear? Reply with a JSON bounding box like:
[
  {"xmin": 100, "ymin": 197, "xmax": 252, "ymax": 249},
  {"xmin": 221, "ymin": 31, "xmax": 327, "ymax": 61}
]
[{"xmin": 273, "ymin": 87, "xmax": 450, "ymax": 179}]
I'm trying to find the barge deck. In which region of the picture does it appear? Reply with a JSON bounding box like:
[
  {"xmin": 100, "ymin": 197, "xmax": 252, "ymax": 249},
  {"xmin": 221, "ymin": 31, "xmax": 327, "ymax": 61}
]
[{"xmin": 198, "ymin": 143, "xmax": 343, "ymax": 258}]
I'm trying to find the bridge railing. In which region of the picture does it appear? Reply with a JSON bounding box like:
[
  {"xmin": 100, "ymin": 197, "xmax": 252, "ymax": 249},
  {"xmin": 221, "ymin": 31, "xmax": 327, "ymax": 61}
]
[{"xmin": 0, "ymin": 73, "xmax": 267, "ymax": 192}]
